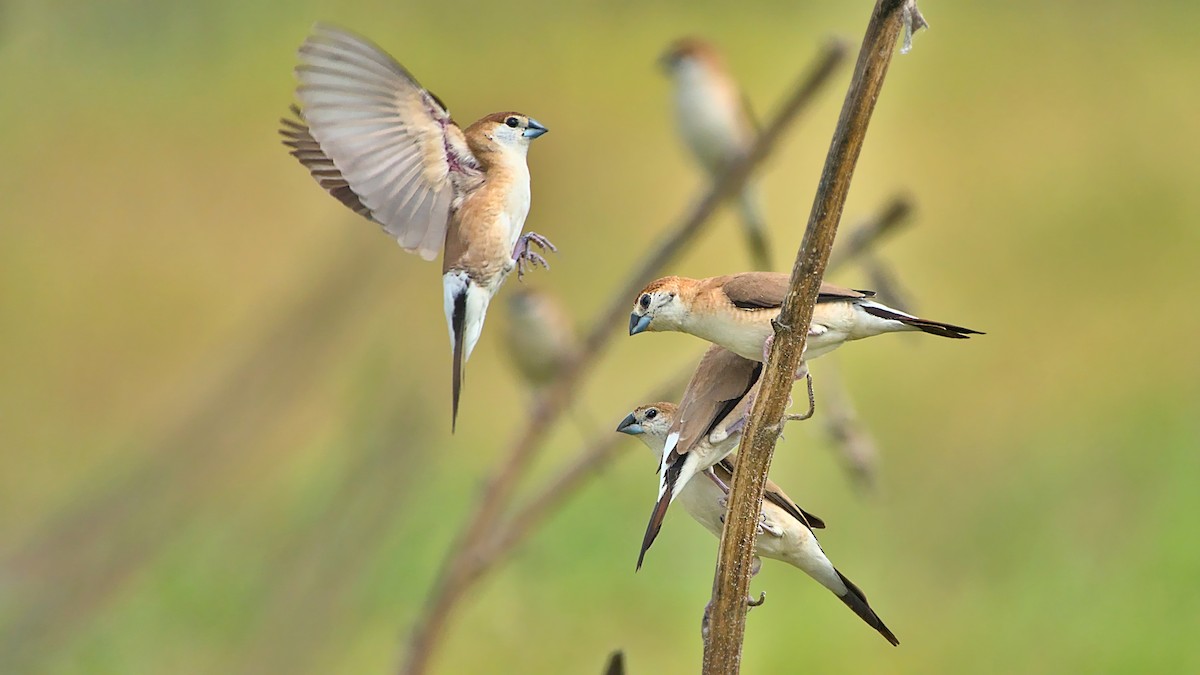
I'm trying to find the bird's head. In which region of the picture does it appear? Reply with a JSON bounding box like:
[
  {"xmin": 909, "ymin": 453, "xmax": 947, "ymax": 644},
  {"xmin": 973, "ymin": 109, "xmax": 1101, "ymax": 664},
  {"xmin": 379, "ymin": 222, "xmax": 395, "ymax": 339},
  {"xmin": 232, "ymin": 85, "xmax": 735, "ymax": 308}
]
[
  {"xmin": 658, "ymin": 36, "xmax": 719, "ymax": 75},
  {"xmin": 475, "ymin": 112, "xmax": 548, "ymax": 154},
  {"xmin": 629, "ymin": 276, "xmax": 687, "ymax": 335},
  {"xmin": 616, "ymin": 403, "xmax": 678, "ymax": 457}
]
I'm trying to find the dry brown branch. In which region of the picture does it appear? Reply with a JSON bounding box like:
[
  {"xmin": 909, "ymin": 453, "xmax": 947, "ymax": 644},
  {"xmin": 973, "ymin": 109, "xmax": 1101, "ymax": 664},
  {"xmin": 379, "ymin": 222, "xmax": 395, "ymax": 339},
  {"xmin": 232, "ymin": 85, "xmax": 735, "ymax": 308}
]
[
  {"xmin": 702, "ymin": 2, "xmax": 923, "ymax": 672},
  {"xmin": 398, "ymin": 41, "xmax": 849, "ymax": 675}
]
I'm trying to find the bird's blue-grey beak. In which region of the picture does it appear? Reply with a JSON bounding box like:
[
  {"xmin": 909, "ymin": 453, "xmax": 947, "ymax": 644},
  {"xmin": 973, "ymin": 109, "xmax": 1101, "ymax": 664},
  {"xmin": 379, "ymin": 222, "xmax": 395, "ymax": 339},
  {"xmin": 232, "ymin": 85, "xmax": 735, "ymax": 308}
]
[
  {"xmin": 523, "ymin": 119, "xmax": 548, "ymax": 139},
  {"xmin": 629, "ymin": 313, "xmax": 652, "ymax": 336},
  {"xmin": 616, "ymin": 413, "xmax": 642, "ymax": 435}
]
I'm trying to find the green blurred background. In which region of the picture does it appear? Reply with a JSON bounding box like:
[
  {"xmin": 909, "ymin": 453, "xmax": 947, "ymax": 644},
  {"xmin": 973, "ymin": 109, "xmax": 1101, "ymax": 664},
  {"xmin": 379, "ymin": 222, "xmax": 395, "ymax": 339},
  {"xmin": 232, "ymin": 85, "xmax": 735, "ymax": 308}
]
[{"xmin": 2, "ymin": 1, "xmax": 1198, "ymax": 672}]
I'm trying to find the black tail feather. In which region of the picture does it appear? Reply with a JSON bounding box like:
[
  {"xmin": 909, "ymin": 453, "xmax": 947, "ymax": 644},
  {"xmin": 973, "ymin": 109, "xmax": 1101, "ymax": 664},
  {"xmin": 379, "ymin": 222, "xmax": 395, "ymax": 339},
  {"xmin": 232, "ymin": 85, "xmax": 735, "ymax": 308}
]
[
  {"xmin": 835, "ymin": 569, "xmax": 899, "ymax": 646},
  {"xmin": 636, "ymin": 482, "xmax": 674, "ymax": 571},
  {"xmin": 450, "ymin": 290, "xmax": 467, "ymax": 433},
  {"xmin": 860, "ymin": 304, "xmax": 983, "ymax": 339}
]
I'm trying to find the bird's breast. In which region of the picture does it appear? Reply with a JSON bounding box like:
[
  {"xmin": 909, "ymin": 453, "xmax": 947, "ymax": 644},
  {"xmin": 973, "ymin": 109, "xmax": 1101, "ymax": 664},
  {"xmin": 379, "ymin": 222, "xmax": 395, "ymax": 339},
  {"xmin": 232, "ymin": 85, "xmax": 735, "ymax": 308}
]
[
  {"xmin": 686, "ymin": 309, "xmax": 774, "ymax": 362},
  {"xmin": 673, "ymin": 77, "xmax": 745, "ymax": 170}
]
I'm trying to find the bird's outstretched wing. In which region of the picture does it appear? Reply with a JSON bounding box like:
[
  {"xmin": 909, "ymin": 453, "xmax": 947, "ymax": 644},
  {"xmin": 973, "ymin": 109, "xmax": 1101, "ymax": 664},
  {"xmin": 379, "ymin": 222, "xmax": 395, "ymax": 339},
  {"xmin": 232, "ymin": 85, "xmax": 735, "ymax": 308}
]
[{"xmin": 284, "ymin": 23, "xmax": 483, "ymax": 261}]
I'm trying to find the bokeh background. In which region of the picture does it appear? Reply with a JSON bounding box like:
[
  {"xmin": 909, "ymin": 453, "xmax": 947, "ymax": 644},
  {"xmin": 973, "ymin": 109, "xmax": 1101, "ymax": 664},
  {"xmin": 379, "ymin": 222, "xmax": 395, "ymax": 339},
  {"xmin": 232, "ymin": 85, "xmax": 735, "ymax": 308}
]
[{"xmin": 3, "ymin": 1, "xmax": 1199, "ymax": 673}]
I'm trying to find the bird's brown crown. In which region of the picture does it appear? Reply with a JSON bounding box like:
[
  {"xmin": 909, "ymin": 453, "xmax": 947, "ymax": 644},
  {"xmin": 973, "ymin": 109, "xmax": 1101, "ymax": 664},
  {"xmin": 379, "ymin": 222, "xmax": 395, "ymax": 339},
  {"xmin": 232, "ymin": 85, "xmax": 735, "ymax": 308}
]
[
  {"xmin": 637, "ymin": 275, "xmax": 685, "ymax": 298},
  {"xmin": 635, "ymin": 402, "xmax": 678, "ymax": 418},
  {"xmin": 661, "ymin": 37, "xmax": 724, "ymax": 68},
  {"xmin": 476, "ymin": 111, "xmax": 528, "ymax": 126}
]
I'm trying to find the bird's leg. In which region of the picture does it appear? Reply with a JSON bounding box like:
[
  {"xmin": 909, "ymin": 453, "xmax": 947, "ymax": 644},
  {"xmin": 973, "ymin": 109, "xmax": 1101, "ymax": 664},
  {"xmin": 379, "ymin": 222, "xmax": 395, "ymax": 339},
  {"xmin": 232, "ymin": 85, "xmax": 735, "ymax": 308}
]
[
  {"xmin": 728, "ymin": 339, "xmax": 813, "ymax": 436},
  {"xmin": 784, "ymin": 367, "xmax": 815, "ymax": 422},
  {"xmin": 705, "ymin": 468, "xmax": 731, "ymax": 494},
  {"xmin": 758, "ymin": 513, "xmax": 784, "ymax": 538},
  {"xmin": 512, "ymin": 231, "xmax": 557, "ymax": 279},
  {"xmin": 717, "ymin": 499, "xmax": 782, "ymax": 538},
  {"xmin": 701, "ymin": 558, "xmax": 767, "ymax": 643}
]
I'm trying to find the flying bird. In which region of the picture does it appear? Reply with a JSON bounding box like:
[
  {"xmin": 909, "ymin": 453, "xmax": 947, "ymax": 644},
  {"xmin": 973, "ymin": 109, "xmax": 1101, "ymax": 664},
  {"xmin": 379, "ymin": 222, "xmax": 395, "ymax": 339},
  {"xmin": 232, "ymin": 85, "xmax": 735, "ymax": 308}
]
[
  {"xmin": 617, "ymin": 402, "xmax": 899, "ymax": 646},
  {"xmin": 629, "ymin": 272, "xmax": 982, "ymax": 363},
  {"xmin": 626, "ymin": 345, "xmax": 762, "ymax": 570},
  {"xmin": 280, "ymin": 23, "xmax": 554, "ymax": 431},
  {"xmin": 661, "ymin": 37, "xmax": 773, "ymax": 269}
]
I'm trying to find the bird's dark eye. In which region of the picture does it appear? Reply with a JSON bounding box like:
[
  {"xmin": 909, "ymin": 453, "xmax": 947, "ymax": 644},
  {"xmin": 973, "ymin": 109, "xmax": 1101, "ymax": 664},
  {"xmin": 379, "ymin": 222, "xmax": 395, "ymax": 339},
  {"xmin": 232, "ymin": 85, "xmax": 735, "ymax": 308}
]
[
  {"xmin": 505, "ymin": 117, "xmax": 519, "ymax": 128},
  {"xmin": 645, "ymin": 409, "xmax": 658, "ymax": 420},
  {"xmin": 639, "ymin": 294, "xmax": 651, "ymax": 309}
]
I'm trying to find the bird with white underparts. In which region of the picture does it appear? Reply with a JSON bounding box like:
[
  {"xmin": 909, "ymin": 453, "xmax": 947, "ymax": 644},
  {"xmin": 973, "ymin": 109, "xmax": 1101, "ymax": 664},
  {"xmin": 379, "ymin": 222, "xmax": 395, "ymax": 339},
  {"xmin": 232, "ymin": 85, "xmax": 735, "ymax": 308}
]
[
  {"xmin": 629, "ymin": 272, "xmax": 982, "ymax": 364},
  {"xmin": 661, "ymin": 37, "xmax": 773, "ymax": 270},
  {"xmin": 280, "ymin": 23, "xmax": 554, "ymax": 431},
  {"xmin": 616, "ymin": 402, "xmax": 899, "ymax": 646},
  {"xmin": 629, "ymin": 344, "xmax": 763, "ymax": 570}
]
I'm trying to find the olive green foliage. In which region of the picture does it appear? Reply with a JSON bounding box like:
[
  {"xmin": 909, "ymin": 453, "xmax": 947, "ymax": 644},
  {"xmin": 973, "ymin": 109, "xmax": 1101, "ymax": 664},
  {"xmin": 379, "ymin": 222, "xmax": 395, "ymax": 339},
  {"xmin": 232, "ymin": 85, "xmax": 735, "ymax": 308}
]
[{"xmin": 1, "ymin": 1, "xmax": 1198, "ymax": 673}]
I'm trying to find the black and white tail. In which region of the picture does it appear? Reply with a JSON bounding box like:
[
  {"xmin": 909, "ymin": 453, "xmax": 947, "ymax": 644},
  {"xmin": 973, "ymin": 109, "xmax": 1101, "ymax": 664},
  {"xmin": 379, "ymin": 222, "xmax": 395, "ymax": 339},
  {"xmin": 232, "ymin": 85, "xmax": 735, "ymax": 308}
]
[
  {"xmin": 835, "ymin": 569, "xmax": 900, "ymax": 646},
  {"xmin": 860, "ymin": 301, "xmax": 983, "ymax": 340}
]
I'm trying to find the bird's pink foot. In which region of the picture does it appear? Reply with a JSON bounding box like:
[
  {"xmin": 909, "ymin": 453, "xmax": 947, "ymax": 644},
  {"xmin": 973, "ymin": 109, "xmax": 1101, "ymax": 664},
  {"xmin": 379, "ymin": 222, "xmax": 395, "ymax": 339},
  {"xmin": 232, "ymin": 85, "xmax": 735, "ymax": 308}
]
[
  {"xmin": 705, "ymin": 468, "xmax": 731, "ymax": 494},
  {"xmin": 512, "ymin": 231, "xmax": 557, "ymax": 279}
]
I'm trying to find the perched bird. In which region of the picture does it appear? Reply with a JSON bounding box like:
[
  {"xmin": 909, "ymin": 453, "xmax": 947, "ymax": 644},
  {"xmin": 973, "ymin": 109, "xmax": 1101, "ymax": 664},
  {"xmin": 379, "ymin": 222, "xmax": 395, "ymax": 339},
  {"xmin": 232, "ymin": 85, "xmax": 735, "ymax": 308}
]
[
  {"xmin": 630, "ymin": 345, "xmax": 763, "ymax": 569},
  {"xmin": 503, "ymin": 286, "xmax": 579, "ymax": 393},
  {"xmin": 280, "ymin": 24, "xmax": 553, "ymax": 431},
  {"xmin": 628, "ymin": 272, "xmax": 982, "ymax": 363},
  {"xmin": 617, "ymin": 402, "xmax": 899, "ymax": 646},
  {"xmin": 661, "ymin": 37, "xmax": 773, "ymax": 270}
]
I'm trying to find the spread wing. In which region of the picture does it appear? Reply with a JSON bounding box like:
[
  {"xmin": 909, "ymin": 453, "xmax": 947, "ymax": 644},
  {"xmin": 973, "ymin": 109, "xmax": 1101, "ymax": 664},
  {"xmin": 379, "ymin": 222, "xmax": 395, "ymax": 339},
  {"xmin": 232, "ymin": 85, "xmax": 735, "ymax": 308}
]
[
  {"xmin": 667, "ymin": 346, "xmax": 762, "ymax": 459},
  {"xmin": 720, "ymin": 272, "xmax": 875, "ymax": 310},
  {"xmin": 285, "ymin": 23, "xmax": 482, "ymax": 261}
]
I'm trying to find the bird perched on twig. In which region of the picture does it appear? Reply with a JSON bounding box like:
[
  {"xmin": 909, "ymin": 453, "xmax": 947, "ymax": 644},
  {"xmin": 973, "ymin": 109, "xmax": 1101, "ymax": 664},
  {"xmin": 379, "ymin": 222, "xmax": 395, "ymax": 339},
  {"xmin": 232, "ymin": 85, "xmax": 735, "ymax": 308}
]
[
  {"xmin": 624, "ymin": 345, "xmax": 763, "ymax": 570},
  {"xmin": 629, "ymin": 272, "xmax": 982, "ymax": 363},
  {"xmin": 503, "ymin": 286, "xmax": 580, "ymax": 394},
  {"xmin": 280, "ymin": 23, "xmax": 554, "ymax": 431},
  {"xmin": 661, "ymin": 37, "xmax": 773, "ymax": 270},
  {"xmin": 617, "ymin": 402, "xmax": 899, "ymax": 646}
]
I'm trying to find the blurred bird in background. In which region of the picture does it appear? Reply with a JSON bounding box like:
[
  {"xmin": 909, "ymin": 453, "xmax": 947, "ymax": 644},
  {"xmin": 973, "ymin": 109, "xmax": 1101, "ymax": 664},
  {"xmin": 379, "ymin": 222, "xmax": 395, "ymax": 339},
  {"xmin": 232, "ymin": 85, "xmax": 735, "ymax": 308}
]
[
  {"xmin": 661, "ymin": 37, "xmax": 773, "ymax": 270},
  {"xmin": 280, "ymin": 24, "xmax": 554, "ymax": 431},
  {"xmin": 617, "ymin": 403, "xmax": 899, "ymax": 646},
  {"xmin": 503, "ymin": 286, "xmax": 580, "ymax": 395}
]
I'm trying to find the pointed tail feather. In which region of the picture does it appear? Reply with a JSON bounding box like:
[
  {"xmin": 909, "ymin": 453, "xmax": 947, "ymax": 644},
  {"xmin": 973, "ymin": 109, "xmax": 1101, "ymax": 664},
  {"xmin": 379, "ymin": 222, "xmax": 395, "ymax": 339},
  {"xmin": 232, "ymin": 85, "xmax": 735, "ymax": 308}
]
[
  {"xmin": 638, "ymin": 457, "xmax": 686, "ymax": 571},
  {"xmin": 450, "ymin": 290, "xmax": 467, "ymax": 433},
  {"xmin": 636, "ymin": 486, "xmax": 672, "ymax": 571},
  {"xmin": 835, "ymin": 569, "xmax": 899, "ymax": 646},
  {"xmin": 860, "ymin": 302, "xmax": 983, "ymax": 339}
]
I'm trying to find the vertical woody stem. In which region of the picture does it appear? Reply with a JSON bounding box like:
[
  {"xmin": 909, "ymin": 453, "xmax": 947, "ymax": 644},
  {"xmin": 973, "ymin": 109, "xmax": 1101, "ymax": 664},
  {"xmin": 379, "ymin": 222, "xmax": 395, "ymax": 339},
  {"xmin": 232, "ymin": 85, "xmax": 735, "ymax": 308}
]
[{"xmin": 701, "ymin": 2, "xmax": 917, "ymax": 673}]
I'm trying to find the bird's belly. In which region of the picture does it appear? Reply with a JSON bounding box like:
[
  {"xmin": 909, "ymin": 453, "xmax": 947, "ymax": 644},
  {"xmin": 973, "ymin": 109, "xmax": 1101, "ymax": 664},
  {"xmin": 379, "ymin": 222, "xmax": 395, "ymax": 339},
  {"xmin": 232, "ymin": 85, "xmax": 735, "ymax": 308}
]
[
  {"xmin": 503, "ymin": 186, "xmax": 531, "ymax": 251},
  {"xmin": 677, "ymin": 480, "xmax": 728, "ymax": 539},
  {"xmin": 691, "ymin": 315, "xmax": 773, "ymax": 362},
  {"xmin": 675, "ymin": 85, "xmax": 742, "ymax": 170}
]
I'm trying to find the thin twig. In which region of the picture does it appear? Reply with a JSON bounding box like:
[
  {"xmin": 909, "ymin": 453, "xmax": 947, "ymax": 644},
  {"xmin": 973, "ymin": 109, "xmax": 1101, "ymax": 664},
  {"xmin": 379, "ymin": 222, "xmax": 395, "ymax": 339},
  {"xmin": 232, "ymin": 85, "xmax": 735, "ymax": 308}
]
[
  {"xmin": 474, "ymin": 369, "xmax": 688, "ymax": 569},
  {"xmin": 702, "ymin": 2, "xmax": 921, "ymax": 673},
  {"xmin": 399, "ymin": 41, "xmax": 849, "ymax": 675},
  {"xmin": 827, "ymin": 194, "xmax": 912, "ymax": 269},
  {"xmin": 818, "ymin": 362, "xmax": 881, "ymax": 493}
]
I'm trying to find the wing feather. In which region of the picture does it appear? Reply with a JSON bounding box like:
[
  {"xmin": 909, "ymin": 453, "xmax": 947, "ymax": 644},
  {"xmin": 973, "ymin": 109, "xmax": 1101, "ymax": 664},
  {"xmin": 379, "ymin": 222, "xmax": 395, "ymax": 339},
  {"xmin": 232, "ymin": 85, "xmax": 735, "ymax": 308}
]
[{"xmin": 283, "ymin": 24, "xmax": 482, "ymax": 261}]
